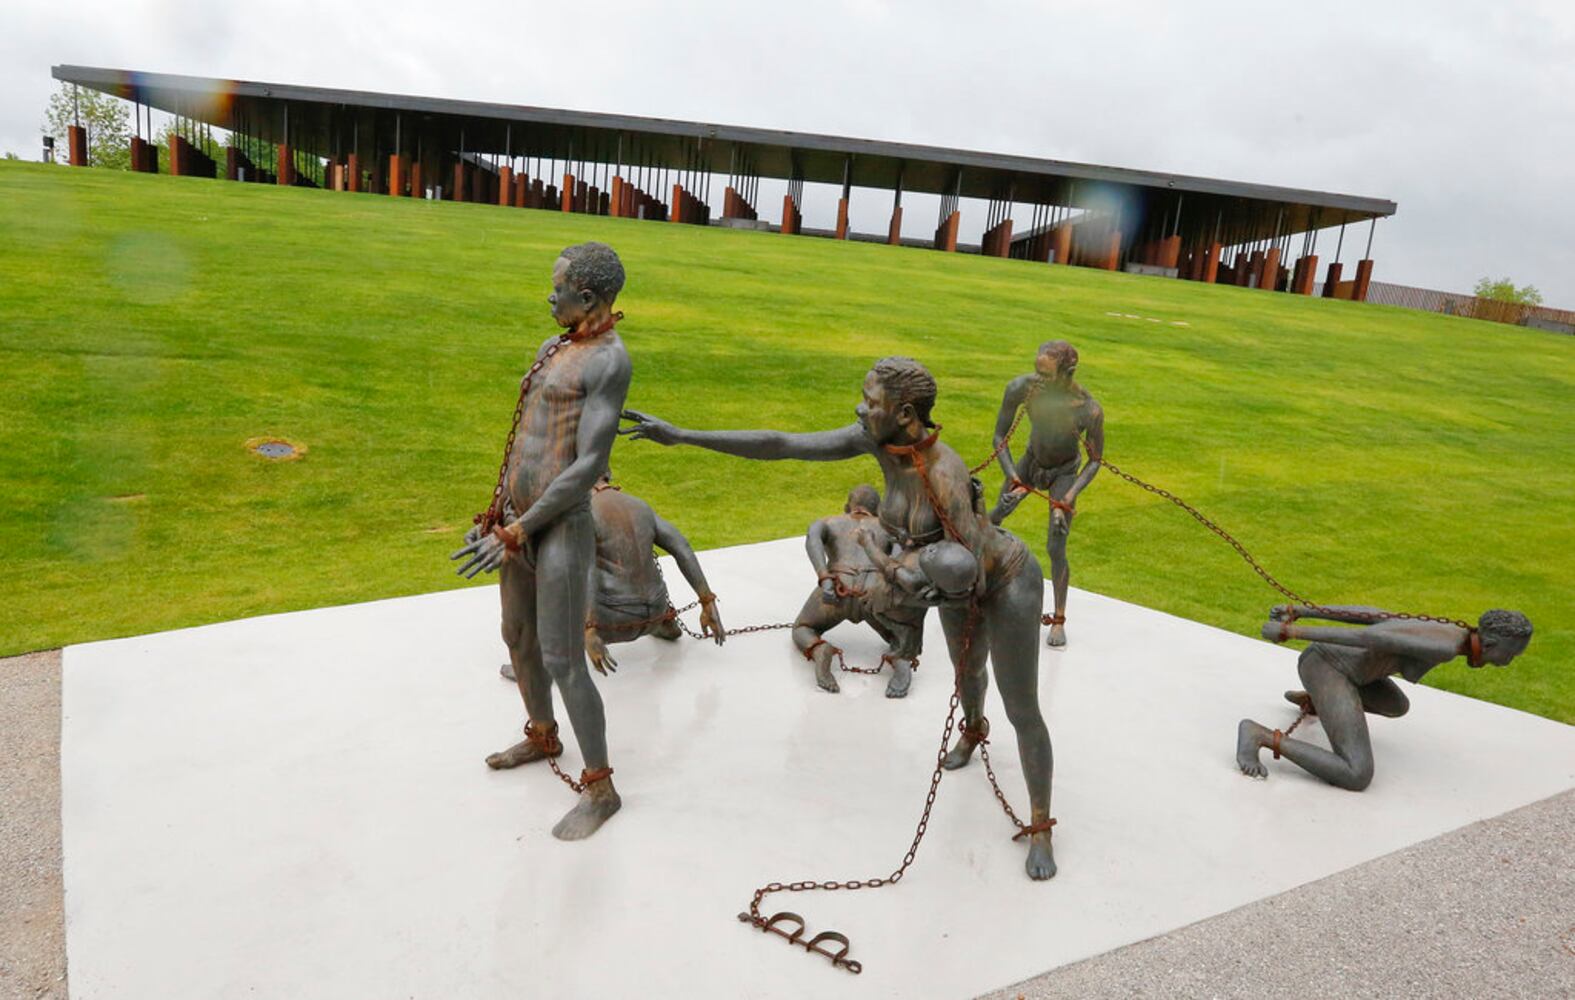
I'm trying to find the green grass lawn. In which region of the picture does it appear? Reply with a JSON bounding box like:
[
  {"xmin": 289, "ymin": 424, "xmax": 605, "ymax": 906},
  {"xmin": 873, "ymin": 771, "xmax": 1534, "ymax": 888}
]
[{"xmin": 2, "ymin": 161, "xmax": 1570, "ymax": 722}]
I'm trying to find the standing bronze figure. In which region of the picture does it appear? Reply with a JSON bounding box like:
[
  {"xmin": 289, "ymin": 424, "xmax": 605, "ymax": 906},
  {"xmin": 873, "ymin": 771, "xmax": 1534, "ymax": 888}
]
[
  {"xmin": 623, "ymin": 357, "xmax": 1058, "ymax": 879},
  {"xmin": 450, "ymin": 242, "xmax": 632, "ymax": 840},
  {"xmin": 1237, "ymin": 606, "xmax": 1533, "ymax": 789},
  {"xmin": 990, "ymin": 341, "xmax": 1104, "ymax": 647}
]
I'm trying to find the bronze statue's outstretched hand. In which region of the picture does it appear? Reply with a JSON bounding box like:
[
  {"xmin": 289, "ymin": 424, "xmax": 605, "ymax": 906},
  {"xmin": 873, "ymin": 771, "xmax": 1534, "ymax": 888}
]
[
  {"xmin": 450, "ymin": 532, "xmax": 509, "ymax": 578},
  {"xmin": 619, "ymin": 409, "xmax": 679, "ymax": 445}
]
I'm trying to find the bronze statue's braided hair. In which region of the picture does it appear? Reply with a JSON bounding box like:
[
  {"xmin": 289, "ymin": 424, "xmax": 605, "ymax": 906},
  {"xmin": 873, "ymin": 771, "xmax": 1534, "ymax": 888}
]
[{"xmin": 871, "ymin": 356, "xmax": 938, "ymax": 428}]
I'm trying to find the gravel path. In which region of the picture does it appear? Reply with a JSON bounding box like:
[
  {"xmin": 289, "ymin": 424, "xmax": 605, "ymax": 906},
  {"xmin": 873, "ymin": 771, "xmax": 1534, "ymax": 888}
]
[
  {"xmin": 0, "ymin": 651, "xmax": 66, "ymax": 1000},
  {"xmin": 982, "ymin": 788, "xmax": 1575, "ymax": 999}
]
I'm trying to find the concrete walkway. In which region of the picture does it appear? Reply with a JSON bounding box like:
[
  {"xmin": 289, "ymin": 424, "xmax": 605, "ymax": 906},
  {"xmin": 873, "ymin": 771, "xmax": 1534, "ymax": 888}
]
[{"xmin": 985, "ymin": 788, "xmax": 1575, "ymax": 999}]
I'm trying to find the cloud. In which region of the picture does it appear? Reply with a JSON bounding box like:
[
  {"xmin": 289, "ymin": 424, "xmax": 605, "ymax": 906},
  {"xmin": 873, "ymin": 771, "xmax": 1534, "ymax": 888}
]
[{"xmin": 4, "ymin": 0, "xmax": 1572, "ymax": 302}]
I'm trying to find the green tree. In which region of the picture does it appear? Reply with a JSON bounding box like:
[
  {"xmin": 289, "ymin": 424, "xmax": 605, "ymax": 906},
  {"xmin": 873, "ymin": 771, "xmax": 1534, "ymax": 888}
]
[
  {"xmin": 1473, "ymin": 276, "xmax": 1543, "ymax": 306},
  {"xmin": 43, "ymin": 83, "xmax": 131, "ymax": 170}
]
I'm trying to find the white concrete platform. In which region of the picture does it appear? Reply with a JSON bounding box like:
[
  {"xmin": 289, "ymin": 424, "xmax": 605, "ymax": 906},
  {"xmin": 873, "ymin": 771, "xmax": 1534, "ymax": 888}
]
[{"xmin": 61, "ymin": 538, "xmax": 1575, "ymax": 999}]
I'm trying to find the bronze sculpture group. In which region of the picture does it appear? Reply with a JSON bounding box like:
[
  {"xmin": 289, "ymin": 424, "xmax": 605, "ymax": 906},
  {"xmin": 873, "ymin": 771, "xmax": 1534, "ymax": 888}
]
[{"xmin": 447, "ymin": 242, "xmax": 1534, "ymax": 941}]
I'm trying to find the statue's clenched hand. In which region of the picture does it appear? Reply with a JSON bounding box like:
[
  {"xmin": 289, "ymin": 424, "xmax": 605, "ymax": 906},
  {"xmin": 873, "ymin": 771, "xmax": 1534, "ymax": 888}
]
[{"xmin": 619, "ymin": 409, "xmax": 679, "ymax": 445}]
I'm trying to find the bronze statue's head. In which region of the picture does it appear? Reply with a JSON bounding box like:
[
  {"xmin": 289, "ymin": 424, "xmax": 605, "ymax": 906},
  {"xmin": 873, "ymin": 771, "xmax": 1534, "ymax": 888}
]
[
  {"xmin": 550, "ymin": 242, "xmax": 625, "ymax": 328},
  {"xmin": 858, "ymin": 356, "xmax": 937, "ymax": 445},
  {"xmin": 918, "ymin": 541, "xmax": 978, "ymax": 600},
  {"xmin": 1035, "ymin": 340, "xmax": 1079, "ymax": 382},
  {"xmin": 845, "ymin": 484, "xmax": 881, "ymax": 516},
  {"xmin": 1475, "ymin": 609, "xmax": 1532, "ymax": 666}
]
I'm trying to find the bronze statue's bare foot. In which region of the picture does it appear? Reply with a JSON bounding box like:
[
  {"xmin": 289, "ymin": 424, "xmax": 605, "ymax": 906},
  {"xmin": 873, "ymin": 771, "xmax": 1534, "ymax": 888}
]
[
  {"xmin": 1046, "ymin": 623, "xmax": 1067, "ymax": 647},
  {"xmin": 1236, "ymin": 719, "xmax": 1269, "ymax": 779},
  {"xmin": 499, "ymin": 661, "xmax": 516, "ymax": 682},
  {"xmin": 1025, "ymin": 832, "xmax": 1056, "ymax": 880},
  {"xmin": 486, "ymin": 737, "xmax": 551, "ymax": 770},
  {"xmin": 1283, "ymin": 690, "xmax": 1316, "ymax": 715},
  {"xmin": 884, "ymin": 657, "xmax": 913, "ymax": 698},
  {"xmin": 942, "ymin": 735, "xmax": 979, "ymax": 770},
  {"xmin": 813, "ymin": 650, "xmax": 840, "ymax": 693},
  {"xmin": 551, "ymin": 779, "xmax": 622, "ymax": 840}
]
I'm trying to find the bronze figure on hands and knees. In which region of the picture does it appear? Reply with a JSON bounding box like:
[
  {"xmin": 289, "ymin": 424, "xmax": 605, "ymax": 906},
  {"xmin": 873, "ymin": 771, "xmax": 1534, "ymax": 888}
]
[
  {"xmin": 450, "ymin": 242, "xmax": 632, "ymax": 841},
  {"xmin": 795, "ymin": 485, "xmax": 925, "ymax": 698},
  {"xmin": 499, "ymin": 471, "xmax": 725, "ymax": 681},
  {"xmin": 989, "ymin": 341, "xmax": 1105, "ymax": 648},
  {"xmin": 1237, "ymin": 606, "xmax": 1532, "ymax": 790},
  {"xmin": 623, "ymin": 356, "xmax": 1057, "ymax": 880}
]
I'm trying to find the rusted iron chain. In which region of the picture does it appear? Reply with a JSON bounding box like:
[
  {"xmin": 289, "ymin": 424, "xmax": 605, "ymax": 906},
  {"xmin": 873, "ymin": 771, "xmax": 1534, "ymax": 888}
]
[
  {"xmin": 740, "ymin": 600, "xmax": 979, "ymax": 975},
  {"xmin": 1096, "ymin": 455, "xmax": 1474, "ymax": 632},
  {"xmin": 473, "ymin": 313, "xmax": 623, "ymax": 534},
  {"xmin": 968, "ymin": 377, "xmax": 1043, "ymax": 476},
  {"xmin": 980, "ymin": 395, "xmax": 1472, "ymax": 634}
]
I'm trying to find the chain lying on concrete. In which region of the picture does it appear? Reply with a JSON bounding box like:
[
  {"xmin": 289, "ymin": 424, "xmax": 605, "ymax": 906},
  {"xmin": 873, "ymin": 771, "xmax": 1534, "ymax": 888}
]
[{"xmin": 739, "ymin": 434, "xmax": 1050, "ymax": 975}]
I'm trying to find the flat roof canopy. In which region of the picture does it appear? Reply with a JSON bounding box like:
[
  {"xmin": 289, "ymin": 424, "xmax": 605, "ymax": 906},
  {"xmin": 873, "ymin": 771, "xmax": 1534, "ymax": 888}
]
[{"xmin": 54, "ymin": 64, "xmax": 1395, "ymax": 245}]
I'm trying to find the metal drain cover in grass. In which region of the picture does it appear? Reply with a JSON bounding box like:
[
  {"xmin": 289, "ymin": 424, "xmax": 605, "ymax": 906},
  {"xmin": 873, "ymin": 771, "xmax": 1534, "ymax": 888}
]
[{"xmin": 246, "ymin": 437, "xmax": 306, "ymax": 461}]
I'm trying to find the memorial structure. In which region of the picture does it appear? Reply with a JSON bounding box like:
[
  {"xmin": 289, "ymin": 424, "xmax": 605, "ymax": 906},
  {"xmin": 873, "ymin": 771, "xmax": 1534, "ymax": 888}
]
[{"xmin": 52, "ymin": 64, "xmax": 1393, "ymax": 298}]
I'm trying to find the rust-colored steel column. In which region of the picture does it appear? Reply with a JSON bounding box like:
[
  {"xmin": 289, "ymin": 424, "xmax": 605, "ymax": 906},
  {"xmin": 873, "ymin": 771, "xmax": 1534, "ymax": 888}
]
[
  {"xmin": 610, "ymin": 176, "xmax": 624, "ymax": 217},
  {"xmin": 936, "ymin": 210, "xmax": 960, "ymax": 252},
  {"xmin": 168, "ymin": 134, "xmax": 183, "ymax": 176},
  {"xmin": 1294, "ymin": 255, "xmax": 1318, "ymax": 294},
  {"xmin": 453, "ymin": 162, "xmax": 467, "ymax": 202},
  {"xmin": 1203, "ymin": 242, "xmax": 1221, "ymax": 283},
  {"xmin": 129, "ymin": 136, "xmax": 145, "ymax": 173},
  {"xmin": 68, "ymin": 125, "xmax": 87, "ymax": 166},
  {"xmin": 780, "ymin": 194, "xmax": 798, "ymax": 234},
  {"xmin": 514, "ymin": 173, "xmax": 527, "ymax": 208},
  {"xmin": 276, "ymin": 143, "xmax": 294, "ymax": 186},
  {"xmin": 388, "ymin": 154, "xmax": 405, "ymax": 197},
  {"xmin": 1259, "ymin": 246, "xmax": 1282, "ymax": 289},
  {"xmin": 671, "ymin": 184, "xmax": 685, "ymax": 223},
  {"xmin": 411, "ymin": 161, "xmax": 425, "ymax": 198},
  {"xmin": 835, "ymin": 197, "xmax": 849, "ymax": 239},
  {"xmin": 887, "ymin": 206, "xmax": 903, "ymax": 245},
  {"xmin": 347, "ymin": 154, "xmax": 362, "ymax": 192},
  {"xmin": 1322, "ymin": 261, "xmax": 1344, "ymax": 298},
  {"xmin": 1351, "ymin": 259, "xmax": 1375, "ymax": 301},
  {"xmin": 1051, "ymin": 225, "xmax": 1072, "ymax": 265},
  {"xmin": 1159, "ymin": 235, "xmax": 1181, "ymax": 269},
  {"xmin": 224, "ymin": 146, "xmax": 239, "ymax": 181},
  {"xmin": 497, "ymin": 165, "xmax": 513, "ymax": 206},
  {"xmin": 1103, "ymin": 231, "xmax": 1121, "ymax": 270},
  {"xmin": 1248, "ymin": 250, "xmax": 1265, "ymax": 287},
  {"xmin": 561, "ymin": 174, "xmax": 575, "ymax": 212}
]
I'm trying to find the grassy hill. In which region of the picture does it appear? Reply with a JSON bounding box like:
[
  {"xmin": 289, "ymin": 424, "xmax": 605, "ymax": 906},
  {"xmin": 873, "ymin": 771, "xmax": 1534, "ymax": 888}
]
[{"xmin": 1, "ymin": 161, "xmax": 1570, "ymax": 722}]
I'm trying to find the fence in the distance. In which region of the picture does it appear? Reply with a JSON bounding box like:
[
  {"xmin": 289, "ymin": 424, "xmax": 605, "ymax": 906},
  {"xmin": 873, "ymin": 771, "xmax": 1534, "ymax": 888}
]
[{"xmin": 1312, "ymin": 280, "xmax": 1575, "ymax": 334}]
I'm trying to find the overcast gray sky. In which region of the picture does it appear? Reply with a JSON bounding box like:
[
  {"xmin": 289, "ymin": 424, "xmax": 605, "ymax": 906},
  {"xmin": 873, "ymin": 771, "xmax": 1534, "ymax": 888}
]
[{"xmin": 5, "ymin": 0, "xmax": 1572, "ymax": 303}]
